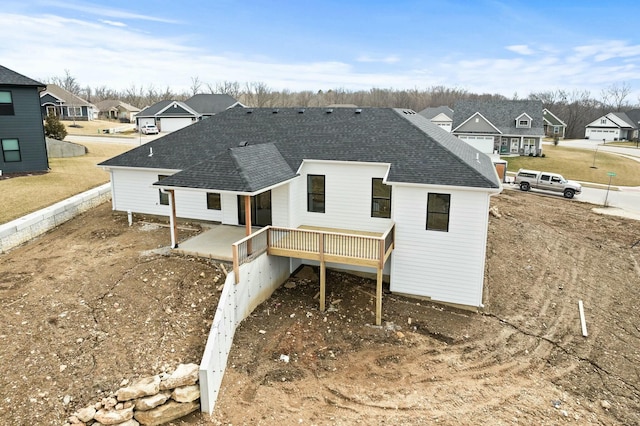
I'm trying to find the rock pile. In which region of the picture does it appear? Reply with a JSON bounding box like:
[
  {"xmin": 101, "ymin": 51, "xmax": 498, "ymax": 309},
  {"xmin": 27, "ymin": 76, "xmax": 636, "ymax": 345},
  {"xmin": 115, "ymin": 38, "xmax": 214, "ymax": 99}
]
[{"xmin": 65, "ymin": 363, "xmax": 200, "ymax": 426}]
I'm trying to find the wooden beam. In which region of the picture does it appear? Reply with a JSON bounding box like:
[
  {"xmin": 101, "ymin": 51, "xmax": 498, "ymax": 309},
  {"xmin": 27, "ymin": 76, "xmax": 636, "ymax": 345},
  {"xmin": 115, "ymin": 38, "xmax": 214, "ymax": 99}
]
[
  {"xmin": 232, "ymin": 244, "xmax": 240, "ymax": 284},
  {"xmin": 168, "ymin": 190, "xmax": 178, "ymax": 248},
  {"xmin": 244, "ymin": 195, "xmax": 252, "ymax": 254},
  {"xmin": 376, "ymin": 267, "xmax": 383, "ymax": 326},
  {"xmin": 319, "ymin": 234, "xmax": 325, "ymax": 312}
]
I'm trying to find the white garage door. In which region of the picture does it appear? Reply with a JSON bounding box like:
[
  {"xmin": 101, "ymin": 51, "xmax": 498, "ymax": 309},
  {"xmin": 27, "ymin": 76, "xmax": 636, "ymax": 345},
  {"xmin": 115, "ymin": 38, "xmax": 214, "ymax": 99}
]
[
  {"xmin": 586, "ymin": 128, "xmax": 618, "ymax": 141},
  {"xmin": 159, "ymin": 117, "xmax": 194, "ymax": 133},
  {"xmin": 458, "ymin": 135, "xmax": 494, "ymax": 154}
]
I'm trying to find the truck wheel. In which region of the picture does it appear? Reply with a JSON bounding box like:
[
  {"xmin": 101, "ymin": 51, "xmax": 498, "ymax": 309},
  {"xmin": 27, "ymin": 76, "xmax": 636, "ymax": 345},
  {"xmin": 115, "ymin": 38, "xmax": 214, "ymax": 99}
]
[
  {"xmin": 563, "ymin": 189, "xmax": 575, "ymax": 199},
  {"xmin": 520, "ymin": 182, "xmax": 530, "ymax": 191}
]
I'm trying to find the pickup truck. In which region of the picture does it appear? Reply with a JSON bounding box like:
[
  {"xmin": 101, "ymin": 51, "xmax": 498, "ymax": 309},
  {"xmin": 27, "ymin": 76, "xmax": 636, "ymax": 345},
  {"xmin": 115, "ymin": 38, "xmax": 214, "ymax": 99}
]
[{"xmin": 514, "ymin": 169, "xmax": 582, "ymax": 199}]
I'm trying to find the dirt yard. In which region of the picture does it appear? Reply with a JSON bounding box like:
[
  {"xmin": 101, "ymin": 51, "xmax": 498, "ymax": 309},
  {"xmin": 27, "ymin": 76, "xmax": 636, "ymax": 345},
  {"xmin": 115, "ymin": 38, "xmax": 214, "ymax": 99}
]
[{"xmin": 1, "ymin": 191, "xmax": 639, "ymax": 425}]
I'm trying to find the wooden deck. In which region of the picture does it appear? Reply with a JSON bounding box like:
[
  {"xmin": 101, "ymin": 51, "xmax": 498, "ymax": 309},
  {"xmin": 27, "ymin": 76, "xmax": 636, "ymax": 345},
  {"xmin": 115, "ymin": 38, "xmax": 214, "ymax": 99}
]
[{"xmin": 232, "ymin": 224, "xmax": 395, "ymax": 325}]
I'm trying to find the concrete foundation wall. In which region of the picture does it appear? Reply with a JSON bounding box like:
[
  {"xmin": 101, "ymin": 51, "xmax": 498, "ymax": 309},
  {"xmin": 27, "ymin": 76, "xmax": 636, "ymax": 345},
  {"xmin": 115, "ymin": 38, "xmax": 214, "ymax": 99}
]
[{"xmin": 46, "ymin": 138, "xmax": 88, "ymax": 158}]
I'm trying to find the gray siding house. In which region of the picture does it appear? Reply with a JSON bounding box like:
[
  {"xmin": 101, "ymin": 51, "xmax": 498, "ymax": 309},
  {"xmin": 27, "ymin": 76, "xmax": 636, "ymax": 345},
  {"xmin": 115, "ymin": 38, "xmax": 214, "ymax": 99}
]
[
  {"xmin": 0, "ymin": 65, "xmax": 49, "ymax": 174},
  {"xmin": 452, "ymin": 100, "xmax": 545, "ymax": 155},
  {"xmin": 40, "ymin": 84, "xmax": 97, "ymax": 121}
]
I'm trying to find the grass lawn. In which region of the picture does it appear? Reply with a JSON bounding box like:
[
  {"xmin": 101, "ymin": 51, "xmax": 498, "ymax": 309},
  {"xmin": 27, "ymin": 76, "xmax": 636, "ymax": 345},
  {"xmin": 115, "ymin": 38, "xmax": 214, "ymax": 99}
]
[
  {"xmin": 0, "ymin": 142, "xmax": 133, "ymax": 224},
  {"xmin": 63, "ymin": 119, "xmax": 137, "ymax": 137},
  {"xmin": 502, "ymin": 145, "xmax": 640, "ymax": 186}
]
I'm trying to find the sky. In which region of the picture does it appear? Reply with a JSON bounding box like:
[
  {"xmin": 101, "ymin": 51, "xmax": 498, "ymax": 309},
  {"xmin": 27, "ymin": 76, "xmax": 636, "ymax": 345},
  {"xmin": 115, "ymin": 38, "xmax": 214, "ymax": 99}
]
[{"xmin": 2, "ymin": 0, "xmax": 640, "ymax": 101}]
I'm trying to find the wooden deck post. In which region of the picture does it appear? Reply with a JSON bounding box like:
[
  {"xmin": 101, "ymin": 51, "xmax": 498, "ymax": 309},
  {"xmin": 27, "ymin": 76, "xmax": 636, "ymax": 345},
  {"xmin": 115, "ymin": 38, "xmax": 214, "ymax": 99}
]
[
  {"xmin": 319, "ymin": 233, "xmax": 325, "ymax": 312},
  {"xmin": 376, "ymin": 239, "xmax": 385, "ymax": 326},
  {"xmin": 244, "ymin": 195, "xmax": 252, "ymax": 254},
  {"xmin": 168, "ymin": 190, "xmax": 178, "ymax": 248}
]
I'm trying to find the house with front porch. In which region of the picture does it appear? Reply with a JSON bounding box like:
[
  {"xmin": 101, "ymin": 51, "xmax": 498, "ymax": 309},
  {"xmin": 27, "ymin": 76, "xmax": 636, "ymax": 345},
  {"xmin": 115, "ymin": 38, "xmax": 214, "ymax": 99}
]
[
  {"xmin": 40, "ymin": 84, "xmax": 97, "ymax": 121},
  {"xmin": 452, "ymin": 100, "xmax": 544, "ymax": 155},
  {"xmin": 99, "ymin": 107, "xmax": 501, "ymax": 322}
]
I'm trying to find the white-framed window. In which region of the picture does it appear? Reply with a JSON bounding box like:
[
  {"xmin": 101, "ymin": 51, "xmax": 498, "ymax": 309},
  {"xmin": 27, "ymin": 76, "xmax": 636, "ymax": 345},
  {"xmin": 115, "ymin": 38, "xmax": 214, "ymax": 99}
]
[{"xmin": 68, "ymin": 106, "xmax": 82, "ymax": 117}]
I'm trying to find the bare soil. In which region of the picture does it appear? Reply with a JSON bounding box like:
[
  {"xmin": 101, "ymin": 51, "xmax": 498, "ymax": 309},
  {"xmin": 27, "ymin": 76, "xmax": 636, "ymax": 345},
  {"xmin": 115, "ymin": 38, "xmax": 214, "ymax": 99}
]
[{"xmin": 1, "ymin": 191, "xmax": 639, "ymax": 425}]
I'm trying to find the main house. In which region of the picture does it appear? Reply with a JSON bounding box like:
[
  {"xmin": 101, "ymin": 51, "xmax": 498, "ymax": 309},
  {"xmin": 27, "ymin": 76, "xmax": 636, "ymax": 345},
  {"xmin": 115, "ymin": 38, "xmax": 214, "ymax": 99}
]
[
  {"xmin": 135, "ymin": 94, "xmax": 243, "ymax": 133},
  {"xmin": 585, "ymin": 110, "xmax": 640, "ymax": 141},
  {"xmin": 0, "ymin": 64, "xmax": 49, "ymax": 174},
  {"xmin": 40, "ymin": 84, "xmax": 97, "ymax": 121},
  {"xmin": 452, "ymin": 100, "xmax": 544, "ymax": 155},
  {"xmin": 100, "ymin": 107, "xmax": 501, "ymax": 313}
]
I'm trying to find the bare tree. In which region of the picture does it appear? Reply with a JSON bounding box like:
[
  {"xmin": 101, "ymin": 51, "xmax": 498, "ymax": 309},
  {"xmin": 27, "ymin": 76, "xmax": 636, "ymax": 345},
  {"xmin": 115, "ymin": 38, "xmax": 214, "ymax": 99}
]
[
  {"xmin": 50, "ymin": 69, "xmax": 82, "ymax": 95},
  {"xmin": 601, "ymin": 82, "xmax": 631, "ymax": 111},
  {"xmin": 207, "ymin": 81, "xmax": 242, "ymax": 98},
  {"xmin": 190, "ymin": 76, "xmax": 202, "ymax": 96}
]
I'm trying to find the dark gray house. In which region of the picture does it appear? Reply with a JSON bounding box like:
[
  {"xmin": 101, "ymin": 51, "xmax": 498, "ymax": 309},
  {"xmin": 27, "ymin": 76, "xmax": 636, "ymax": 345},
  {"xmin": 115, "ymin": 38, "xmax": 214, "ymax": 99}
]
[
  {"xmin": 40, "ymin": 84, "xmax": 97, "ymax": 122},
  {"xmin": 452, "ymin": 100, "xmax": 544, "ymax": 155},
  {"xmin": 0, "ymin": 65, "xmax": 49, "ymax": 174}
]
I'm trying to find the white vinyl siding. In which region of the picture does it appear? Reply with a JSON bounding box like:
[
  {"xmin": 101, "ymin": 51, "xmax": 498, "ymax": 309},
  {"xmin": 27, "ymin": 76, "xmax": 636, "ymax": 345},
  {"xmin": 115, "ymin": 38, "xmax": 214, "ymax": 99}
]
[
  {"xmin": 221, "ymin": 193, "xmax": 239, "ymax": 225},
  {"xmin": 295, "ymin": 162, "xmax": 391, "ymax": 233},
  {"xmin": 110, "ymin": 169, "xmax": 222, "ymax": 222},
  {"xmin": 390, "ymin": 185, "xmax": 491, "ymax": 307},
  {"xmin": 585, "ymin": 128, "xmax": 621, "ymax": 141},
  {"xmin": 270, "ymin": 184, "xmax": 290, "ymax": 227}
]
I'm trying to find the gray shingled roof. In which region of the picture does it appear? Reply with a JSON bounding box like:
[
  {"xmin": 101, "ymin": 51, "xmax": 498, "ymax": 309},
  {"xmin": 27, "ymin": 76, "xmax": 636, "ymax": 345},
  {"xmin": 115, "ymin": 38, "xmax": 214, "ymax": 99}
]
[
  {"xmin": 100, "ymin": 107, "xmax": 500, "ymax": 192},
  {"xmin": 542, "ymin": 109, "xmax": 566, "ymax": 126},
  {"xmin": 136, "ymin": 100, "xmax": 174, "ymax": 117},
  {"xmin": 184, "ymin": 94, "xmax": 241, "ymax": 115},
  {"xmin": 41, "ymin": 84, "xmax": 94, "ymax": 107},
  {"xmin": 611, "ymin": 110, "xmax": 640, "ymax": 129},
  {"xmin": 453, "ymin": 99, "xmax": 544, "ymax": 136},
  {"xmin": 0, "ymin": 65, "xmax": 44, "ymax": 87},
  {"xmin": 418, "ymin": 106, "xmax": 453, "ymax": 120},
  {"xmin": 95, "ymin": 99, "xmax": 140, "ymax": 112}
]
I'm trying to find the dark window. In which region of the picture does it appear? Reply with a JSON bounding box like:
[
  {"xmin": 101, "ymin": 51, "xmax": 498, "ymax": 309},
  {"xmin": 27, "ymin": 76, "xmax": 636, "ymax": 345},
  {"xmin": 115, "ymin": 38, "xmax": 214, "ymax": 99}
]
[
  {"xmin": 1, "ymin": 139, "xmax": 21, "ymax": 162},
  {"xmin": 540, "ymin": 174, "xmax": 550, "ymax": 182},
  {"xmin": 426, "ymin": 193, "xmax": 450, "ymax": 232},
  {"xmin": 0, "ymin": 91, "xmax": 14, "ymax": 115},
  {"xmin": 206, "ymin": 193, "xmax": 221, "ymax": 210},
  {"xmin": 158, "ymin": 175, "xmax": 169, "ymax": 205},
  {"xmin": 371, "ymin": 178, "xmax": 391, "ymax": 218},
  {"xmin": 307, "ymin": 174, "xmax": 325, "ymax": 213}
]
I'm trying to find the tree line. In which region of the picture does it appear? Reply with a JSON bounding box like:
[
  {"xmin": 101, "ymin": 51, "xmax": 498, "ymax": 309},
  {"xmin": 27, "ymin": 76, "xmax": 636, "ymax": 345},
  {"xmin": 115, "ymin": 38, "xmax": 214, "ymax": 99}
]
[{"xmin": 49, "ymin": 70, "xmax": 637, "ymax": 139}]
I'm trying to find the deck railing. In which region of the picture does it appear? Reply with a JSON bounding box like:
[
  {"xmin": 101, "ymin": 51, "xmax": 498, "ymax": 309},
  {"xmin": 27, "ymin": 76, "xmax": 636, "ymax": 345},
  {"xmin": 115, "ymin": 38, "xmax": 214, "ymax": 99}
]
[{"xmin": 232, "ymin": 224, "xmax": 395, "ymax": 283}]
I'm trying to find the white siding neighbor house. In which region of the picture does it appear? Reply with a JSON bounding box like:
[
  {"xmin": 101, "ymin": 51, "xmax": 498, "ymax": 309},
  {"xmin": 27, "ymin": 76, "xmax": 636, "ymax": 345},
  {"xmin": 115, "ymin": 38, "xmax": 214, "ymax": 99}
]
[
  {"xmin": 584, "ymin": 110, "xmax": 640, "ymax": 141},
  {"xmin": 100, "ymin": 107, "xmax": 502, "ymax": 313}
]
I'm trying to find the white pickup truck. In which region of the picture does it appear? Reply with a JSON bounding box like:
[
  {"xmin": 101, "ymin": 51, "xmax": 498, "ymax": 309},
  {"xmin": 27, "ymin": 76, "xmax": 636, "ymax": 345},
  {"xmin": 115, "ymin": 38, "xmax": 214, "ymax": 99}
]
[{"xmin": 514, "ymin": 169, "xmax": 582, "ymax": 199}]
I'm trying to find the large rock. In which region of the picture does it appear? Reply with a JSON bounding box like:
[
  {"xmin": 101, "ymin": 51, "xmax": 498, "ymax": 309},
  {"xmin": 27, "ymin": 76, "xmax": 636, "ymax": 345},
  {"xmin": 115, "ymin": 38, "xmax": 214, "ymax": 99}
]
[
  {"xmin": 94, "ymin": 405, "xmax": 134, "ymax": 425},
  {"xmin": 134, "ymin": 400, "xmax": 199, "ymax": 426},
  {"xmin": 76, "ymin": 405, "xmax": 96, "ymax": 422},
  {"xmin": 117, "ymin": 376, "xmax": 160, "ymax": 401},
  {"xmin": 171, "ymin": 385, "xmax": 200, "ymax": 403},
  {"xmin": 135, "ymin": 392, "xmax": 170, "ymax": 411},
  {"xmin": 159, "ymin": 363, "xmax": 199, "ymax": 390}
]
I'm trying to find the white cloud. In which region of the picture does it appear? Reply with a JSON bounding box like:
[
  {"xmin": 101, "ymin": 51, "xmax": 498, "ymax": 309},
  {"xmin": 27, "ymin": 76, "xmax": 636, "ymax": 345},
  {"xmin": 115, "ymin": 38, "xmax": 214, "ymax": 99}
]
[
  {"xmin": 99, "ymin": 19, "xmax": 126, "ymax": 27},
  {"xmin": 1, "ymin": 11, "xmax": 639, "ymax": 99},
  {"xmin": 506, "ymin": 45, "xmax": 534, "ymax": 55},
  {"xmin": 356, "ymin": 55, "xmax": 401, "ymax": 64},
  {"xmin": 40, "ymin": 0, "xmax": 181, "ymax": 24}
]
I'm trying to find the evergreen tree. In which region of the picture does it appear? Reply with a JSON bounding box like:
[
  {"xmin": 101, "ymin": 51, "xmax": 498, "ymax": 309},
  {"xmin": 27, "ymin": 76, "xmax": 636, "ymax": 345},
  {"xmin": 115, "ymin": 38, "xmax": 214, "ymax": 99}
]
[{"xmin": 44, "ymin": 114, "xmax": 68, "ymax": 140}]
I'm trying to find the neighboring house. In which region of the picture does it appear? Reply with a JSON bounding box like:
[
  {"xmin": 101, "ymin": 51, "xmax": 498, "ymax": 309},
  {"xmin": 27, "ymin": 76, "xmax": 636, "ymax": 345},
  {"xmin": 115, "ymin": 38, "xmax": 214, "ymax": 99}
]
[
  {"xmin": 418, "ymin": 106, "xmax": 454, "ymax": 132},
  {"xmin": 99, "ymin": 107, "xmax": 502, "ymax": 311},
  {"xmin": 134, "ymin": 100, "xmax": 201, "ymax": 133},
  {"xmin": 584, "ymin": 110, "xmax": 640, "ymax": 141},
  {"xmin": 452, "ymin": 100, "xmax": 545, "ymax": 155},
  {"xmin": 184, "ymin": 94, "xmax": 244, "ymax": 118},
  {"xmin": 542, "ymin": 108, "xmax": 567, "ymax": 139},
  {"xmin": 95, "ymin": 100, "xmax": 140, "ymax": 123},
  {"xmin": 0, "ymin": 64, "xmax": 49, "ymax": 173},
  {"xmin": 40, "ymin": 84, "xmax": 97, "ymax": 121}
]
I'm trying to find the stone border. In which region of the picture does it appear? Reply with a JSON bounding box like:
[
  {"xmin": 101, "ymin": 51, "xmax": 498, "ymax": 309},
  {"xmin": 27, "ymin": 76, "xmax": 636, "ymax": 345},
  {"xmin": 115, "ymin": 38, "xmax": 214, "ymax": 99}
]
[
  {"xmin": 0, "ymin": 183, "xmax": 111, "ymax": 253},
  {"xmin": 66, "ymin": 363, "xmax": 200, "ymax": 426}
]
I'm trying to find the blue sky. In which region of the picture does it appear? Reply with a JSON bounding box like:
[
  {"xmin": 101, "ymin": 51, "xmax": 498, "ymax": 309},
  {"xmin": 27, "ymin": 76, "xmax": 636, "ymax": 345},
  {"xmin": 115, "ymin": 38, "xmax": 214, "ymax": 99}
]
[{"xmin": 3, "ymin": 0, "xmax": 640, "ymax": 101}]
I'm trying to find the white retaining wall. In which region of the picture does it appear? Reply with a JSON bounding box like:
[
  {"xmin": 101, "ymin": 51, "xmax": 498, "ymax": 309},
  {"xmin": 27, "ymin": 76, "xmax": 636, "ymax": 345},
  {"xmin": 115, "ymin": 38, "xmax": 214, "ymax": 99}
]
[
  {"xmin": 0, "ymin": 183, "xmax": 111, "ymax": 253},
  {"xmin": 199, "ymin": 253, "xmax": 291, "ymax": 414}
]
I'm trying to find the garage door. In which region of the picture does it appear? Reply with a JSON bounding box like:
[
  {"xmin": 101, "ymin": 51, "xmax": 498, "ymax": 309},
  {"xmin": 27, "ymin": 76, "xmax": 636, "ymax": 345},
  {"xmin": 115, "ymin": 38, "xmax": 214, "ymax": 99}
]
[
  {"xmin": 159, "ymin": 117, "xmax": 194, "ymax": 133},
  {"xmin": 458, "ymin": 135, "xmax": 495, "ymax": 154},
  {"xmin": 586, "ymin": 128, "xmax": 618, "ymax": 141}
]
